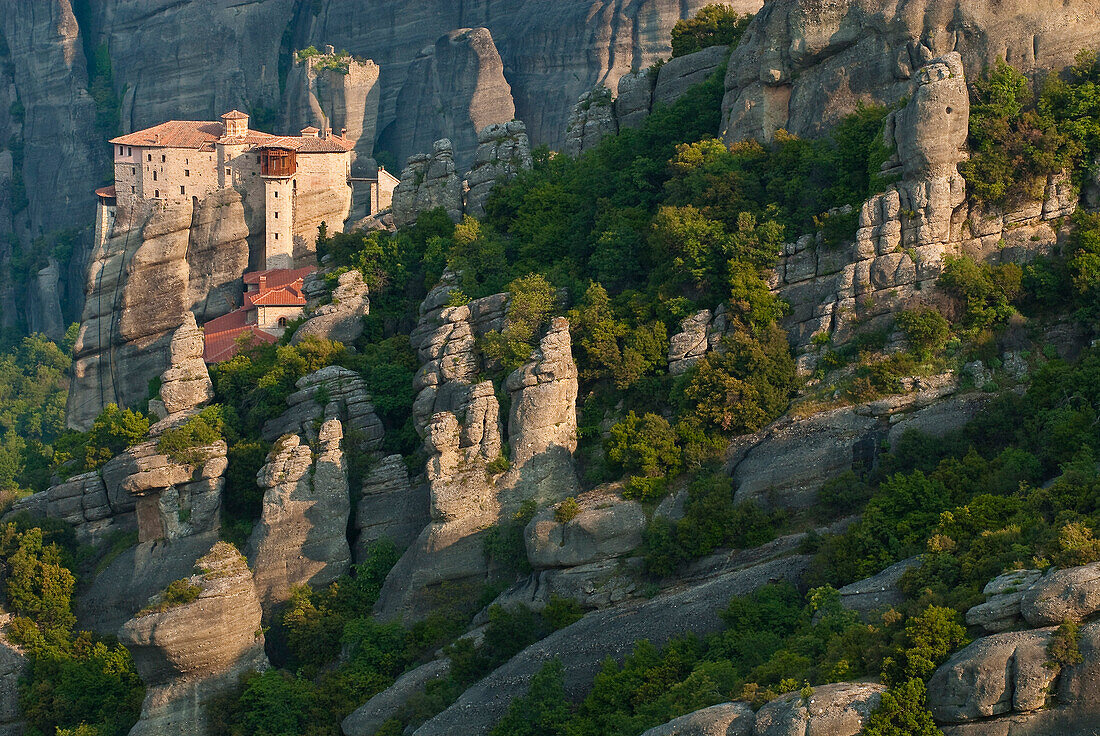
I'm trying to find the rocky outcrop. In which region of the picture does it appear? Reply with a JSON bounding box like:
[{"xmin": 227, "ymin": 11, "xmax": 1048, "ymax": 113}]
[
  {"xmin": 838, "ymin": 556, "xmax": 920, "ymax": 618},
  {"xmin": 721, "ymin": 0, "xmax": 1100, "ymax": 145},
  {"xmin": 391, "ymin": 139, "xmax": 464, "ymax": 228},
  {"xmin": 291, "ymin": 269, "xmax": 371, "ymax": 346},
  {"xmin": 384, "ymin": 28, "xmax": 515, "ymax": 171},
  {"xmin": 354, "ymin": 454, "xmax": 429, "ymax": 558},
  {"xmin": 155, "ymin": 313, "xmax": 213, "ymax": 417},
  {"xmin": 966, "ymin": 569, "xmax": 1045, "ymax": 633},
  {"xmin": 564, "ymin": 86, "xmax": 617, "ymax": 157},
  {"xmin": 752, "ymin": 682, "xmax": 885, "ymax": 736},
  {"xmin": 614, "ymin": 71, "xmax": 655, "ymax": 130},
  {"xmin": 248, "ymin": 421, "xmax": 351, "ymax": 611},
  {"xmin": 653, "ymin": 45, "xmax": 728, "ymax": 108},
  {"xmin": 639, "ymin": 702, "xmax": 754, "ymax": 736},
  {"xmin": 668, "ymin": 306, "xmax": 733, "ymax": 376},
  {"xmin": 261, "ymin": 365, "xmax": 385, "ymax": 453},
  {"xmin": 120, "ymin": 541, "xmax": 268, "ymax": 736},
  {"xmin": 0, "ymin": 620, "xmax": 25, "ymax": 736},
  {"xmin": 965, "ymin": 563, "xmax": 1100, "ymax": 634},
  {"xmin": 464, "ymin": 121, "xmax": 532, "ymax": 218},
  {"xmin": 501, "ymin": 317, "xmax": 579, "ymax": 506},
  {"xmin": 67, "ymin": 191, "xmax": 250, "ymax": 430},
  {"xmin": 525, "ymin": 487, "xmax": 644, "ymax": 570},
  {"xmin": 411, "ymin": 555, "xmax": 807, "ymax": 736},
  {"xmin": 284, "ymin": 50, "xmax": 382, "ymax": 174}
]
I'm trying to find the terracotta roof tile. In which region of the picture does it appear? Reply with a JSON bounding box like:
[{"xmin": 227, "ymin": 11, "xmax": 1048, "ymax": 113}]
[
  {"xmin": 110, "ymin": 121, "xmax": 225, "ymax": 149},
  {"xmin": 95, "ymin": 185, "xmax": 116, "ymax": 199},
  {"xmin": 243, "ymin": 266, "xmax": 316, "ymax": 288},
  {"xmin": 247, "ymin": 285, "xmax": 306, "ymax": 307},
  {"xmin": 204, "ymin": 325, "xmax": 277, "ymax": 363},
  {"xmin": 222, "ymin": 110, "xmax": 249, "ymax": 120}
]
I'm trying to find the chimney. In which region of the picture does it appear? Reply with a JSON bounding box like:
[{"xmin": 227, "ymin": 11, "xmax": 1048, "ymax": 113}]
[
  {"xmin": 221, "ymin": 110, "xmax": 249, "ymax": 138},
  {"xmin": 259, "ymin": 275, "xmax": 267, "ymax": 291},
  {"xmin": 341, "ymin": 127, "xmax": 347, "ymax": 138},
  {"xmin": 321, "ymin": 126, "xmax": 331, "ymax": 139}
]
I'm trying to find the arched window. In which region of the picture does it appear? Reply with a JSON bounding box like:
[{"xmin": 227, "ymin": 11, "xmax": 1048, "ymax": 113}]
[{"xmin": 278, "ymin": 317, "xmax": 288, "ymax": 327}]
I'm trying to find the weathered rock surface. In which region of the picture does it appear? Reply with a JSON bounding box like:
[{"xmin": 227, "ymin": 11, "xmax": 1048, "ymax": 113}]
[
  {"xmin": 465, "ymin": 121, "xmax": 532, "ymax": 218},
  {"xmin": 653, "ymin": 45, "xmax": 728, "ymax": 109},
  {"xmin": 966, "ymin": 569, "xmax": 1044, "ymax": 633},
  {"xmin": 355, "ymin": 454, "xmax": 429, "ymax": 558},
  {"xmin": 639, "ymin": 702, "xmax": 754, "ymax": 736},
  {"xmin": 392, "ymin": 139, "xmax": 464, "ymax": 228},
  {"xmin": 120, "ymin": 541, "xmax": 268, "ymax": 736},
  {"xmin": 526, "ymin": 487, "xmax": 644, "ymax": 569},
  {"xmin": 928, "ymin": 629, "xmax": 1057, "ymax": 723},
  {"xmin": 1020, "ymin": 562, "xmax": 1100, "ymax": 627},
  {"xmin": 502, "ymin": 317, "xmax": 579, "ymax": 507},
  {"xmin": 721, "ymin": 0, "xmax": 1100, "ymax": 145},
  {"xmin": 284, "ymin": 51, "xmax": 382, "ymax": 174},
  {"xmin": 412, "ymin": 555, "xmax": 808, "ymax": 736},
  {"xmin": 0, "ymin": 621, "xmax": 25, "ymax": 736},
  {"xmin": 838, "ymin": 556, "xmax": 920, "ymax": 618},
  {"xmin": 248, "ymin": 423, "xmax": 351, "ymax": 612},
  {"xmin": 342, "ymin": 658, "xmax": 451, "ymax": 736},
  {"xmin": 158, "ymin": 313, "xmax": 213, "ymax": 416},
  {"xmin": 384, "ymin": 28, "xmax": 515, "ymax": 171},
  {"xmin": 752, "ymin": 682, "xmax": 885, "ymax": 736},
  {"xmin": 614, "ymin": 71, "xmax": 655, "ymax": 130},
  {"xmin": 291, "ymin": 269, "xmax": 371, "ymax": 346},
  {"xmin": 261, "ymin": 365, "xmax": 385, "ymax": 453},
  {"xmin": 668, "ymin": 306, "xmax": 733, "ymax": 375},
  {"xmin": 564, "ymin": 86, "xmax": 617, "ymax": 157}
]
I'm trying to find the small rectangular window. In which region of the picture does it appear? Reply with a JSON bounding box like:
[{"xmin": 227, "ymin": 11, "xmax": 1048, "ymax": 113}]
[
  {"xmin": 180, "ymin": 185, "xmax": 186, "ymax": 195},
  {"xmin": 154, "ymin": 190, "xmax": 160, "ymax": 198},
  {"xmin": 152, "ymin": 171, "xmax": 157, "ymax": 181},
  {"xmin": 131, "ymin": 186, "xmax": 135, "ymax": 193},
  {"xmin": 161, "ymin": 154, "xmax": 166, "ymax": 163},
  {"xmin": 148, "ymin": 153, "xmax": 152, "ymax": 161},
  {"xmin": 226, "ymin": 168, "xmax": 231, "ymax": 176},
  {"xmin": 184, "ymin": 170, "xmax": 190, "ymax": 177},
  {"xmin": 127, "ymin": 147, "xmax": 132, "ymax": 156},
  {"xmin": 131, "ymin": 167, "xmax": 135, "ymax": 175},
  {"xmin": 118, "ymin": 146, "xmax": 123, "ymax": 155},
  {"xmin": 274, "ymin": 191, "xmax": 278, "ymax": 198},
  {"xmin": 274, "ymin": 212, "xmax": 278, "ymax": 219},
  {"xmin": 274, "ymin": 233, "xmax": 279, "ymax": 240}
]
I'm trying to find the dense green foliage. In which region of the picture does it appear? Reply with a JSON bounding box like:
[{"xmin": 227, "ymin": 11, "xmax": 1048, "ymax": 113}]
[
  {"xmin": 155, "ymin": 405, "xmax": 227, "ymax": 465},
  {"xmin": 962, "ymin": 53, "xmax": 1100, "ymax": 206},
  {"xmin": 0, "ymin": 520, "xmax": 144, "ymax": 736},
  {"xmin": 669, "ymin": 5, "xmax": 752, "ymax": 59}
]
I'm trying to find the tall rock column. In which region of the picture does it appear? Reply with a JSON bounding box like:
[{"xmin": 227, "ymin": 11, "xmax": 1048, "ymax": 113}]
[
  {"xmin": 119, "ymin": 542, "xmax": 268, "ymax": 736},
  {"xmin": 464, "ymin": 121, "xmax": 533, "ymax": 218},
  {"xmin": 391, "ymin": 139, "xmax": 464, "ymax": 228}
]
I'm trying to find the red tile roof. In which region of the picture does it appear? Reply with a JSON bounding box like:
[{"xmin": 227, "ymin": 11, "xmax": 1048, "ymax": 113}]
[
  {"xmin": 222, "ymin": 110, "xmax": 249, "ymax": 120},
  {"xmin": 204, "ymin": 324, "xmax": 277, "ymax": 363},
  {"xmin": 95, "ymin": 185, "xmax": 116, "ymax": 199},
  {"xmin": 111, "ymin": 120, "xmax": 225, "ymax": 149},
  {"xmin": 243, "ymin": 266, "xmax": 316, "ymax": 289},
  {"xmin": 246, "ymin": 285, "xmax": 307, "ymax": 307}
]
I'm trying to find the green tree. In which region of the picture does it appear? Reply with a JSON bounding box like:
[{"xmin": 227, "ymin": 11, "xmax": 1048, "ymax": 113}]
[
  {"xmin": 481, "ymin": 274, "xmax": 558, "ymax": 370},
  {"xmin": 606, "ymin": 411, "xmax": 682, "ymax": 499},
  {"xmin": 489, "ymin": 659, "xmax": 570, "ymax": 736},
  {"xmin": 862, "ymin": 679, "xmax": 942, "ymax": 736},
  {"xmin": 670, "ymin": 5, "xmax": 752, "ymax": 58}
]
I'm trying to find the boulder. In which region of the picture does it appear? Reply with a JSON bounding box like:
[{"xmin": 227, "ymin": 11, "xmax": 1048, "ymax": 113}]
[
  {"xmin": 640, "ymin": 702, "xmax": 754, "ymax": 736},
  {"xmin": 342, "ymin": 659, "xmax": 450, "ymax": 736},
  {"xmin": 1020, "ymin": 562, "xmax": 1100, "ymax": 627},
  {"xmin": 927, "ymin": 630, "xmax": 1057, "ymax": 723},
  {"xmin": 120, "ymin": 542, "xmax": 268, "ymax": 736},
  {"xmin": 615, "ymin": 71, "xmax": 655, "ymax": 130},
  {"xmin": 966, "ymin": 569, "xmax": 1043, "ymax": 633},
  {"xmin": 752, "ymin": 682, "xmax": 885, "ymax": 736},
  {"xmin": 525, "ymin": 488, "xmax": 645, "ymax": 569},
  {"xmin": 247, "ymin": 423, "xmax": 351, "ymax": 612}
]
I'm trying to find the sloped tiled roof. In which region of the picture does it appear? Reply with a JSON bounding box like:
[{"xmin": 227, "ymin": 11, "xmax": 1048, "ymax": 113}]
[
  {"xmin": 111, "ymin": 121, "xmax": 225, "ymax": 149},
  {"xmin": 246, "ymin": 285, "xmax": 307, "ymax": 308},
  {"xmin": 256, "ymin": 135, "xmax": 355, "ymax": 153},
  {"xmin": 243, "ymin": 266, "xmax": 316, "ymax": 289},
  {"xmin": 204, "ymin": 323, "xmax": 277, "ymax": 363},
  {"xmin": 222, "ymin": 109, "xmax": 249, "ymax": 120},
  {"xmin": 95, "ymin": 185, "xmax": 116, "ymax": 199}
]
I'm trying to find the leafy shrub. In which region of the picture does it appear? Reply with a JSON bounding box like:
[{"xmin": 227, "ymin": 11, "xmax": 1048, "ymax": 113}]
[
  {"xmin": 937, "ymin": 256, "xmax": 1020, "ymax": 331},
  {"xmin": 670, "ymin": 5, "xmax": 752, "ymax": 58},
  {"xmin": 554, "ymin": 498, "xmax": 581, "ymax": 523},
  {"xmin": 481, "ymin": 274, "xmax": 558, "ymax": 371},
  {"xmin": 1048, "ymin": 619, "xmax": 1083, "ymax": 667},
  {"xmin": 156, "ymin": 405, "xmax": 226, "ymax": 465},
  {"xmin": 606, "ymin": 412, "xmax": 682, "ymax": 500},
  {"xmin": 488, "ymin": 659, "xmax": 570, "ymax": 736},
  {"xmin": 484, "ymin": 500, "xmax": 538, "ymax": 576},
  {"xmin": 54, "ymin": 404, "xmax": 149, "ymax": 476},
  {"xmin": 862, "ymin": 679, "xmax": 941, "ymax": 736},
  {"xmin": 881, "ymin": 605, "xmax": 968, "ymax": 684},
  {"xmin": 896, "ymin": 308, "xmax": 950, "ymax": 358},
  {"xmin": 137, "ymin": 578, "xmax": 202, "ymax": 616}
]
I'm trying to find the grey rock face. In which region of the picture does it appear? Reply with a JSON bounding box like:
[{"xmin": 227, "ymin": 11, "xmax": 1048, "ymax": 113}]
[
  {"xmin": 412, "ymin": 555, "xmax": 808, "ymax": 736},
  {"xmin": 355, "ymin": 454, "xmax": 429, "ymax": 558},
  {"xmin": 392, "ymin": 139, "xmax": 465, "ymax": 228},
  {"xmin": 615, "ymin": 71, "xmax": 655, "ymax": 130},
  {"xmin": 564, "ymin": 86, "xmax": 617, "ymax": 157},
  {"xmin": 465, "ymin": 121, "xmax": 533, "ymax": 218},
  {"xmin": 1020, "ymin": 562, "xmax": 1100, "ymax": 627},
  {"xmin": 0, "ymin": 627, "xmax": 25, "ymax": 736},
  {"xmin": 752, "ymin": 682, "xmax": 885, "ymax": 736},
  {"xmin": 386, "ymin": 28, "xmax": 515, "ymax": 172},
  {"xmin": 928, "ymin": 629, "xmax": 1056, "ymax": 723},
  {"xmin": 639, "ymin": 702, "xmax": 754, "ymax": 736},
  {"xmin": 284, "ymin": 53, "xmax": 382, "ymax": 174},
  {"xmin": 721, "ymin": 0, "xmax": 1100, "ymax": 145},
  {"xmin": 291, "ymin": 270, "xmax": 371, "ymax": 346},
  {"xmin": 838, "ymin": 557, "xmax": 920, "ymax": 618},
  {"xmin": 654, "ymin": 45, "xmax": 728, "ymax": 109},
  {"xmin": 502, "ymin": 317, "xmax": 579, "ymax": 506},
  {"xmin": 966, "ymin": 569, "xmax": 1044, "ymax": 633},
  {"xmin": 526, "ymin": 488, "xmax": 644, "ymax": 569},
  {"xmin": 261, "ymin": 365, "xmax": 385, "ymax": 454},
  {"xmin": 248, "ymin": 424, "xmax": 351, "ymax": 612},
  {"xmin": 158, "ymin": 313, "xmax": 213, "ymax": 416},
  {"xmin": 668, "ymin": 306, "xmax": 733, "ymax": 375},
  {"xmin": 120, "ymin": 542, "xmax": 268, "ymax": 736}
]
